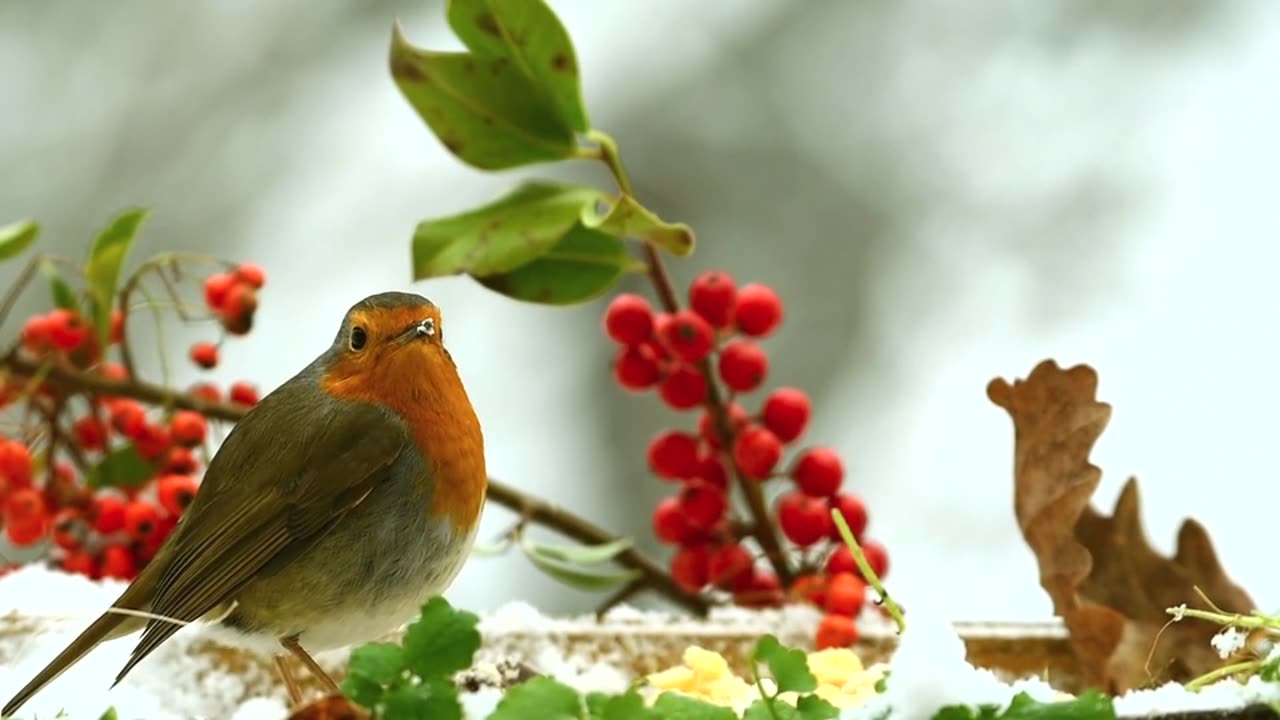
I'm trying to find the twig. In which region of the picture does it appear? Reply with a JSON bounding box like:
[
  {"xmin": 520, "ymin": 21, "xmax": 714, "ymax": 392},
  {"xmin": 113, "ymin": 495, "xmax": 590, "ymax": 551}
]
[
  {"xmin": 595, "ymin": 579, "xmax": 644, "ymax": 619},
  {"xmin": 831, "ymin": 508, "xmax": 905, "ymax": 633},
  {"xmin": 583, "ymin": 129, "xmax": 795, "ymax": 587}
]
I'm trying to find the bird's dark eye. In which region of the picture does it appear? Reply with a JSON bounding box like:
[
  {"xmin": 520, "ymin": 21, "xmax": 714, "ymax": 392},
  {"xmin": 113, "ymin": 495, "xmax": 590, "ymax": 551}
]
[{"xmin": 349, "ymin": 326, "xmax": 367, "ymax": 351}]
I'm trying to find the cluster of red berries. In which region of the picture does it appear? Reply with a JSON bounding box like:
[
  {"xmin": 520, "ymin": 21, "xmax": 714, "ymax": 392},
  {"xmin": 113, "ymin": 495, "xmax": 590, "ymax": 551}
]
[
  {"xmin": 189, "ymin": 262, "xmax": 266, "ymax": 369},
  {"xmin": 0, "ymin": 265, "xmax": 267, "ymax": 581},
  {"xmin": 603, "ymin": 270, "xmax": 891, "ymax": 650}
]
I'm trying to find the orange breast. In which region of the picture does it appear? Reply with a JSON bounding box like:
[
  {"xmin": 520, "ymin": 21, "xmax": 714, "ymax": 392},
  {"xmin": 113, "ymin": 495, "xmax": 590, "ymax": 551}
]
[{"xmin": 322, "ymin": 342, "xmax": 487, "ymax": 533}]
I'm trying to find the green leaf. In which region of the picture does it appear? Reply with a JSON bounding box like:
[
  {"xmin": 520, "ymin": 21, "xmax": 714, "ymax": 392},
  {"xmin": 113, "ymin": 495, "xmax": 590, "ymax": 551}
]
[
  {"xmin": 86, "ymin": 445, "xmax": 154, "ymax": 489},
  {"xmin": 522, "ymin": 537, "xmax": 633, "ymax": 566},
  {"xmin": 744, "ymin": 699, "xmax": 796, "ymax": 720},
  {"xmin": 412, "ymin": 181, "xmax": 605, "ymax": 280},
  {"xmin": 597, "ymin": 690, "xmax": 658, "ymax": 720},
  {"xmin": 0, "ymin": 219, "xmax": 38, "ymax": 261},
  {"xmin": 650, "ymin": 693, "xmax": 738, "ymax": 720},
  {"xmin": 97, "ymin": 708, "xmax": 119, "ymax": 720},
  {"xmin": 390, "ymin": 21, "xmax": 576, "ymax": 170},
  {"xmin": 488, "ymin": 677, "xmax": 582, "ymax": 720},
  {"xmin": 84, "ymin": 208, "xmax": 147, "ymax": 348},
  {"xmin": 931, "ymin": 691, "xmax": 1115, "ymax": 720},
  {"xmin": 446, "ymin": 0, "xmax": 589, "ymax": 133},
  {"xmin": 346, "ymin": 641, "xmax": 405, "ymax": 686},
  {"xmin": 582, "ymin": 195, "xmax": 694, "ymax": 256},
  {"xmin": 874, "ymin": 670, "xmax": 890, "ymax": 693},
  {"xmin": 402, "ymin": 596, "xmax": 482, "ymax": 679},
  {"xmin": 520, "ymin": 537, "xmax": 642, "ymax": 591},
  {"xmin": 795, "ymin": 694, "xmax": 841, "ymax": 720},
  {"xmin": 478, "ymin": 223, "xmax": 631, "ymax": 305},
  {"xmin": 383, "ymin": 677, "xmax": 462, "ymax": 720},
  {"xmin": 752, "ymin": 635, "xmax": 817, "ymax": 695},
  {"xmin": 40, "ymin": 260, "xmax": 79, "ymax": 311},
  {"xmin": 339, "ymin": 674, "xmax": 385, "ymax": 711}
]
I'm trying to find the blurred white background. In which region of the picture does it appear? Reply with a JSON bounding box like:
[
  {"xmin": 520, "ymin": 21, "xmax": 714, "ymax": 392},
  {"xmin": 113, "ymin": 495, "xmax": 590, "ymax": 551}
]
[{"xmin": 2, "ymin": 0, "xmax": 1278, "ymax": 621}]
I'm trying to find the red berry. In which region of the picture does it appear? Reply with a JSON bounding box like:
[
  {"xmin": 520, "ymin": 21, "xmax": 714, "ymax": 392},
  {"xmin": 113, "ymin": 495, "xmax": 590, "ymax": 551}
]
[
  {"xmin": 815, "ymin": 614, "xmax": 858, "ymax": 649},
  {"xmin": 698, "ymin": 403, "xmax": 749, "ymax": 449},
  {"xmin": 157, "ymin": 474, "xmax": 200, "ymax": 516},
  {"xmin": 62, "ymin": 551, "xmax": 99, "ymax": 578},
  {"xmin": 46, "ymin": 309, "xmax": 89, "ymax": 351},
  {"xmin": 52, "ymin": 508, "xmax": 87, "ymax": 550},
  {"xmin": 707, "ymin": 543, "xmax": 753, "ymax": 589},
  {"xmin": 133, "ymin": 423, "xmax": 171, "ymax": 461},
  {"xmin": 828, "ymin": 493, "xmax": 868, "ymax": 541},
  {"xmin": 670, "ymin": 544, "xmax": 710, "ymax": 593},
  {"xmin": 0, "ymin": 440, "xmax": 34, "ymax": 486},
  {"xmin": 4, "ymin": 489, "xmax": 48, "ymax": 546},
  {"xmin": 101, "ymin": 544, "xmax": 136, "ymax": 580},
  {"xmin": 21, "ymin": 313, "xmax": 53, "ymax": 353},
  {"xmin": 603, "ymin": 294, "xmax": 654, "ymax": 345},
  {"xmin": 109, "ymin": 309, "xmax": 125, "ymax": 345},
  {"xmin": 204, "ymin": 272, "xmax": 236, "ymax": 309},
  {"xmin": 613, "ymin": 345, "xmax": 662, "ymax": 391},
  {"xmin": 790, "ymin": 574, "xmax": 828, "ymax": 607},
  {"xmin": 678, "ymin": 480, "xmax": 727, "ymax": 531},
  {"xmin": 124, "ymin": 501, "xmax": 161, "ymax": 541},
  {"xmin": 793, "ymin": 448, "xmax": 844, "ymax": 498},
  {"xmin": 92, "ymin": 495, "xmax": 127, "ymax": 534},
  {"xmin": 189, "ymin": 382, "xmax": 222, "ymax": 403},
  {"xmin": 825, "ymin": 545, "xmax": 858, "ymax": 576},
  {"xmin": 234, "ymin": 262, "xmax": 267, "ymax": 289},
  {"xmin": 647, "ymin": 431, "xmax": 700, "ymax": 480},
  {"xmin": 162, "ymin": 447, "xmax": 199, "ymax": 475},
  {"xmin": 689, "ymin": 270, "xmax": 737, "ymax": 328},
  {"xmin": 659, "ymin": 364, "xmax": 708, "ymax": 410},
  {"xmin": 734, "ymin": 570, "xmax": 784, "ymax": 608},
  {"xmin": 861, "ymin": 539, "xmax": 889, "ymax": 581},
  {"xmin": 717, "ymin": 340, "xmax": 768, "ymax": 392},
  {"xmin": 228, "ymin": 381, "xmax": 259, "ymax": 406},
  {"xmin": 220, "ymin": 283, "xmax": 258, "ymax": 335},
  {"xmin": 652, "ymin": 496, "xmax": 693, "ymax": 545},
  {"xmin": 656, "ymin": 310, "xmax": 715, "ymax": 363},
  {"xmin": 734, "ymin": 283, "xmax": 783, "ymax": 337},
  {"xmin": 108, "ymin": 399, "xmax": 147, "ymax": 439},
  {"xmin": 762, "ymin": 388, "xmax": 811, "ymax": 443},
  {"xmin": 169, "ymin": 410, "xmax": 208, "ymax": 447},
  {"xmin": 825, "ymin": 572, "xmax": 868, "ymax": 617},
  {"xmin": 190, "ymin": 342, "xmax": 219, "ymax": 370},
  {"xmin": 732, "ymin": 426, "xmax": 782, "ymax": 480},
  {"xmin": 5, "ymin": 517, "xmax": 45, "ymax": 546},
  {"xmin": 777, "ymin": 491, "xmax": 832, "ymax": 547},
  {"xmin": 72, "ymin": 415, "xmax": 110, "ymax": 451},
  {"xmin": 695, "ymin": 453, "xmax": 729, "ymax": 491},
  {"xmin": 99, "ymin": 362, "xmax": 129, "ymax": 383}
]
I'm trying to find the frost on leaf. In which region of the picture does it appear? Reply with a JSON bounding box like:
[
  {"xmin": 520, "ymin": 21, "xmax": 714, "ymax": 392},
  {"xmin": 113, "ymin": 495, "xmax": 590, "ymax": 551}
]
[{"xmin": 988, "ymin": 359, "xmax": 1253, "ymax": 692}]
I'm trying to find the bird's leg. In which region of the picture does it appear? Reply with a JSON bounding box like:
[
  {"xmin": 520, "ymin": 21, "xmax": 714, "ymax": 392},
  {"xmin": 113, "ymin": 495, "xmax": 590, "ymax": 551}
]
[
  {"xmin": 274, "ymin": 655, "xmax": 304, "ymax": 707},
  {"xmin": 281, "ymin": 636, "xmax": 342, "ymax": 695}
]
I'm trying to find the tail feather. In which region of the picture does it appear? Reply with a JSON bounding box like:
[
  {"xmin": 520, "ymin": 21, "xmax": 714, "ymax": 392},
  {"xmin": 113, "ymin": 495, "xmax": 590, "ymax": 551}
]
[{"xmin": 2, "ymin": 564, "xmax": 160, "ymax": 717}]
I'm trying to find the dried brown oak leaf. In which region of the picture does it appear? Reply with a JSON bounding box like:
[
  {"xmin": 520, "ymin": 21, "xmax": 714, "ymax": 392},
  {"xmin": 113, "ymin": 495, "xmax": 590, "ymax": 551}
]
[{"xmin": 988, "ymin": 359, "xmax": 1254, "ymax": 692}]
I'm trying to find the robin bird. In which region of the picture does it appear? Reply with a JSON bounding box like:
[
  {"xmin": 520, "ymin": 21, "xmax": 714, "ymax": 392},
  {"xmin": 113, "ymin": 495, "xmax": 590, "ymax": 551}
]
[{"xmin": 3, "ymin": 291, "xmax": 487, "ymax": 715}]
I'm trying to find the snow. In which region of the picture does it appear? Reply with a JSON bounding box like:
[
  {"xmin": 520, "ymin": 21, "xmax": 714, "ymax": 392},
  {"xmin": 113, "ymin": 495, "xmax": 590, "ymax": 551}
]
[{"xmin": 1211, "ymin": 627, "xmax": 1247, "ymax": 659}]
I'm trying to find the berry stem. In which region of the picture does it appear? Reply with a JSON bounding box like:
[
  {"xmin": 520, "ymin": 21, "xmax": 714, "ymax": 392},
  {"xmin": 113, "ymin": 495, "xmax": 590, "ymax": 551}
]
[
  {"xmin": 831, "ymin": 508, "xmax": 905, "ymax": 633},
  {"xmin": 0, "ymin": 349, "xmax": 709, "ymax": 616},
  {"xmin": 584, "ymin": 129, "xmax": 796, "ymax": 587}
]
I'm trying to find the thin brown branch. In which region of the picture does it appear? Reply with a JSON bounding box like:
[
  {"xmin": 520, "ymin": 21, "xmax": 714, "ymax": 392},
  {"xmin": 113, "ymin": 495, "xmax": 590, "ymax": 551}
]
[{"xmin": 595, "ymin": 579, "xmax": 644, "ymax": 619}]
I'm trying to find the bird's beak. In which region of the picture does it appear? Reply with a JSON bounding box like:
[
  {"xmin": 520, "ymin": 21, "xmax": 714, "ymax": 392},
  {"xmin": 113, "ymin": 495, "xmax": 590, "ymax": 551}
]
[{"xmin": 397, "ymin": 319, "xmax": 436, "ymax": 343}]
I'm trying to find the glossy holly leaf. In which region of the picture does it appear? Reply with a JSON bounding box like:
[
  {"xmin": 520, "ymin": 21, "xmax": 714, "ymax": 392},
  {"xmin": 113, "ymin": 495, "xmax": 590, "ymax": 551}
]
[
  {"xmin": 582, "ymin": 195, "xmax": 694, "ymax": 256},
  {"xmin": 383, "ymin": 677, "xmax": 461, "ymax": 720},
  {"xmin": 346, "ymin": 641, "xmax": 405, "ymax": 686},
  {"xmin": 390, "ymin": 20, "xmax": 576, "ymax": 170},
  {"xmin": 86, "ymin": 445, "xmax": 153, "ymax": 489},
  {"xmin": 488, "ymin": 677, "xmax": 582, "ymax": 720},
  {"xmin": 84, "ymin": 208, "xmax": 147, "ymax": 348},
  {"xmin": 446, "ymin": 0, "xmax": 589, "ymax": 133},
  {"xmin": 412, "ymin": 181, "xmax": 605, "ymax": 280},
  {"xmin": 752, "ymin": 635, "xmax": 816, "ymax": 694},
  {"xmin": 478, "ymin": 223, "xmax": 632, "ymax": 305},
  {"xmin": 40, "ymin": 260, "xmax": 79, "ymax": 311},
  {"xmin": 402, "ymin": 596, "xmax": 482, "ymax": 679},
  {"xmin": 650, "ymin": 693, "xmax": 737, "ymax": 720},
  {"xmin": 0, "ymin": 218, "xmax": 38, "ymax": 261},
  {"xmin": 520, "ymin": 537, "xmax": 641, "ymax": 591},
  {"xmin": 522, "ymin": 537, "xmax": 633, "ymax": 566}
]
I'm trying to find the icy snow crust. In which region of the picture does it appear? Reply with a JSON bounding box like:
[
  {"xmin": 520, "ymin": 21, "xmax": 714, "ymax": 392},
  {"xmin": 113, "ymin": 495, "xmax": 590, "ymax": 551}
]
[{"xmin": 1, "ymin": 566, "xmax": 1276, "ymax": 719}]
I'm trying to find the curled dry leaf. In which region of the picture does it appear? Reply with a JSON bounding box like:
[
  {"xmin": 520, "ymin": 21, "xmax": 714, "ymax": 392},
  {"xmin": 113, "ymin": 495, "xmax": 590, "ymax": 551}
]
[{"xmin": 988, "ymin": 359, "xmax": 1253, "ymax": 692}]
